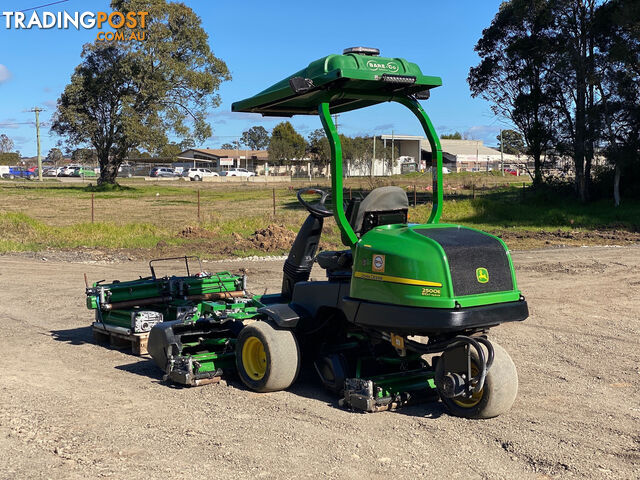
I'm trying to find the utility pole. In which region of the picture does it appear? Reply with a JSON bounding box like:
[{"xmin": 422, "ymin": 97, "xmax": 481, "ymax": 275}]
[
  {"xmin": 391, "ymin": 130, "xmax": 395, "ymax": 177},
  {"xmin": 30, "ymin": 107, "xmax": 44, "ymax": 181},
  {"xmin": 371, "ymin": 135, "xmax": 375, "ymax": 178},
  {"xmin": 500, "ymin": 129, "xmax": 504, "ymax": 176},
  {"xmin": 333, "ymin": 114, "xmax": 339, "ymax": 132}
]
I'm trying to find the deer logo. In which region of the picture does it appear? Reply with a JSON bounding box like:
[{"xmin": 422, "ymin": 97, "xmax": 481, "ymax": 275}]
[{"xmin": 476, "ymin": 267, "xmax": 489, "ymax": 284}]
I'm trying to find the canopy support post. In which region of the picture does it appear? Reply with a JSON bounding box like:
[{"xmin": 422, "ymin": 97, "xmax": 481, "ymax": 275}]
[
  {"xmin": 319, "ymin": 102, "xmax": 358, "ymax": 247},
  {"xmin": 394, "ymin": 97, "xmax": 443, "ymax": 224}
]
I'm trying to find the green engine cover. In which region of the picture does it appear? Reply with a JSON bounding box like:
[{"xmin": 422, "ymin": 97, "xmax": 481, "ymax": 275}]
[{"xmin": 351, "ymin": 224, "xmax": 521, "ymax": 309}]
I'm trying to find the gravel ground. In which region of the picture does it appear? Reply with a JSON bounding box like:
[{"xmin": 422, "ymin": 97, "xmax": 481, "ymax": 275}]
[{"xmin": 0, "ymin": 245, "xmax": 639, "ymax": 479}]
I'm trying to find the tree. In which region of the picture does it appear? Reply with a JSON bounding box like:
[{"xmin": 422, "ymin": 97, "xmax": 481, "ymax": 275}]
[
  {"xmin": 159, "ymin": 143, "xmax": 181, "ymax": 160},
  {"xmin": 268, "ymin": 122, "xmax": 306, "ymax": 172},
  {"xmin": 180, "ymin": 138, "xmax": 195, "ymax": 150},
  {"xmin": 71, "ymin": 148, "xmax": 96, "ymax": 163},
  {"xmin": 0, "ymin": 152, "xmax": 19, "ymax": 165},
  {"xmin": 220, "ymin": 143, "xmax": 235, "ymax": 150},
  {"xmin": 441, "ymin": 132, "xmax": 462, "ymax": 140},
  {"xmin": 307, "ymin": 129, "xmax": 330, "ymax": 173},
  {"xmin": 497, "ymin": 130, "xmax": 525, "ymax": 154},
  {"xmin": 0, "ymin": 133, "xmax": 14, "ymax": 153},
  {"xmin": 46, "ymin": 147, "xmax": 64, "ymax": 165},
  {"xmin": 546, "ymin": 0, "xmax": 600, "ymax": 201},
  {"xmin": 469, "ymin": 0, "xmax": 557, "ymax": 187},
  {"xmin": 594, "ymin": 0, "xmax": 640, "ymax": 206},
  {"xmin": 51, "ymin": 0, "xmax": 230, "ymax": 185},
  {"xmin": 241, "ymin": 126, "xmax": 270, "ymax": 150}
]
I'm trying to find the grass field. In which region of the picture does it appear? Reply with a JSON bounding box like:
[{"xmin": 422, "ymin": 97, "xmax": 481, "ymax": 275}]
[{"xmin": 0, "ymin": 173, "xmax": 638, "ymax": 258}]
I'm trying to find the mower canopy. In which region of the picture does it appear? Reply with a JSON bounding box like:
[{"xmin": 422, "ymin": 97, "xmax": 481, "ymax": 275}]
[
  {"xmin": 233, "ymin": 47, "xmax": 445, "ymax": 247},
  {"xmin": 231, "ymin": 48, "xmax": 442, "ymax": 116}
]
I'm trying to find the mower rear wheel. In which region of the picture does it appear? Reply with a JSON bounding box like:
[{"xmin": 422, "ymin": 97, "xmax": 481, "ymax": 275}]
[
  {"xmin": 236, "ymin": 321, "xmax": 300, "ymax": 392},
  {"xmin": 435, "ymin": 340, "xmax": 518, "ymax": 419}
]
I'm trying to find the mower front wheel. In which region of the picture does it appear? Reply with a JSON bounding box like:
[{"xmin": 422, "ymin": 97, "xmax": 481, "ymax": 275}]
[
  {"xmin": 236, "ymin": 321, "xmax": 300, "ymax": 392},
  {"xmin": 435, "ymin": 340, "xmax": 518, "ymax": 419}
]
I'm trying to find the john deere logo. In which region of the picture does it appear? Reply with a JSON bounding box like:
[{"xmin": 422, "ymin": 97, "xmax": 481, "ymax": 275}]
[
  {"xmin": 476, "ymin": 268, "xmax": 489, "ymax": 284},
  {"xmin": 366, "ymin": 60, "xmax": 400, "ymax": 73}
]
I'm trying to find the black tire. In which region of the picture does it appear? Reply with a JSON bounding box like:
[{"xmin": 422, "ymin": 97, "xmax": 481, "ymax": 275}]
[
  {"xmin": 194, "ymin": 175, "xmax": 201, "ymax": 181},
  {"xmin": 8, "ymin": 174, "xmax": 15, "ymax": 180},
  {"xmin": 236, "ymin": 321, "xmax": 300, "ymax": 392},
  {"xmin": 435, "ymin": 340, "xmax": 518, "ymax": 419}
]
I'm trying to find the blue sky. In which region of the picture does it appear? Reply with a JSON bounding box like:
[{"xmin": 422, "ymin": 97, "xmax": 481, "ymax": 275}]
[{"xmin": 0, "ymin": 0, "xmax": 510, "ymax": 157}]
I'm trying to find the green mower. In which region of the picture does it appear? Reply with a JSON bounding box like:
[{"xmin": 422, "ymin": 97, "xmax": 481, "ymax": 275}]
[{"xmin": 89, "ymin": 47, "xmax": 528, "ymax": 418}]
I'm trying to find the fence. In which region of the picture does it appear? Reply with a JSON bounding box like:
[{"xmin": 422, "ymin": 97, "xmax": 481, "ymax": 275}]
[{"xmin": 81, "ymin": 182, "xmax": 528, "ymax": 225}]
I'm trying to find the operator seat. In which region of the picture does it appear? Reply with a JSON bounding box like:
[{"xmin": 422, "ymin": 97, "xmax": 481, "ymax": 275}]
[{"xmin": 316, "ymin": 186, "xmax": 409, "ymax": 278}]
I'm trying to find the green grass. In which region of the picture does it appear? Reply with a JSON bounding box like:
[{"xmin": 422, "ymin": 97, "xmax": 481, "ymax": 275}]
[
  {"xmin": 0, "ymin": 212, "xmax": 175, "ymax": 250},
  {"xmin": 0, "ymin": 181, "xmax": 637, "ymax": 256}
]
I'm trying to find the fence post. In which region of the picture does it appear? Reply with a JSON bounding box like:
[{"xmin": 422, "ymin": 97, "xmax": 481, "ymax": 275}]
[
  {"xmin": 197, "ymin": 190, "xmax": 200, "ymax": 222},
  {"xmin": 413, "ymin": 184, "xmax": 417, "ymax": 206},
  {"xmin": 91, "ymin": 193, "xmax": 94, "ymax": 223},
  {"xmin": 272, "ymin": 187, "xmax": 276, "ymax": 215},
  {"xmin": 349, "ymin": 187, "xmax": 352, "ymax": 200},
  {"xmin": 472, "ymin": 183, "xmax": 475, "ymax": 199},
  {"xmin": 522, "ymin": 182, "xmax": 526, "ymax": 201}
]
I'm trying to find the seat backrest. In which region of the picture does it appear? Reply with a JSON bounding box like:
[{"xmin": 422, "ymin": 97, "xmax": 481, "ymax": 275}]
[{"xmin": 353, "ymin": 186, "xmax": 408, "ymax": 236}]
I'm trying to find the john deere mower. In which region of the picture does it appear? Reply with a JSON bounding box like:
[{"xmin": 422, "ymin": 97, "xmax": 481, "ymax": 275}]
[{"xmin": 88, "ymin": 47, "xmax": 528, "ymax": 418}]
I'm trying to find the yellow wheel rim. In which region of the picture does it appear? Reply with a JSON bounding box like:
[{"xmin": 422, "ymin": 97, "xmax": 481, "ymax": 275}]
[
  {"xmin": 452, "ymin": 364, "xmax": 484, "ymax": 408},
  {"xmin": 242, "ymin": 336, "xmax": 267, "ymax": 381}
]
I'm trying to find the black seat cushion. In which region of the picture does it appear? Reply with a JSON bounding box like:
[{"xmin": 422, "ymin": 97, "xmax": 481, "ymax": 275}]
[{"xmin": 316, "ymin": 250, "xmax": 353, "ymax": 272}]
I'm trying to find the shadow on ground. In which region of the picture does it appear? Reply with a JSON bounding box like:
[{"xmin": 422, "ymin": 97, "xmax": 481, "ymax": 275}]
[
  {"xmin": 50, "ymin": 326, "xmax": 94, "ymax": 346},
  {"xmin": 115, "ymin": 359, "xmax": 164, "ymax": 382}
]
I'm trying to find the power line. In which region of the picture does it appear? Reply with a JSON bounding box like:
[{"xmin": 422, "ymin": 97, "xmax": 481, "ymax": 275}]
[{"xmin": 20, "ymin": 0, "xmax": 69, "ymax": 12}]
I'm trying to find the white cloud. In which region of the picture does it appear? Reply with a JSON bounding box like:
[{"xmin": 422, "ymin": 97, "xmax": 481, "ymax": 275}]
[
  {"xmin": 462, "ymin": 125, "xmax": 502, "ymax": 145},
  {"xmin": 0, "ymin": 64, "xmax": 11, "ymax": 84}
]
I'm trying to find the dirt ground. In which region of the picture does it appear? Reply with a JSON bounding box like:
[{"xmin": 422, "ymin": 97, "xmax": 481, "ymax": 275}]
[{"xmin": 0, "ymin": 245, "xmax": 639, "ymax": 479}]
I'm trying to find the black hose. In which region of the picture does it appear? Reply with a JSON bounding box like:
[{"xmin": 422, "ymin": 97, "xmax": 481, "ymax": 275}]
[
  {"xmin": 474, "ymin": 336, "xmax": 495, "ymax": 370},
  {"xmin": 442, "ymin": 335, "xmax": 490, "ymax": 394}
]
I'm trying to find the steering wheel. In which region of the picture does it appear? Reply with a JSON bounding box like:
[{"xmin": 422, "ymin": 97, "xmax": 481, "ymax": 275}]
[{"xmin": 296, "ymin": 188, "xmax": 333, "ymax": 218}]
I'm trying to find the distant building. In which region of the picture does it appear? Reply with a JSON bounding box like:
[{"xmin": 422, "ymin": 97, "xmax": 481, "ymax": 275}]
[
  {"xmin": 375, "ymin": 135, "xmax": 520, "ymax": 173},
  {"xmin": 175, "ymin": 148, "xmax": 268, "ymax": 173}
]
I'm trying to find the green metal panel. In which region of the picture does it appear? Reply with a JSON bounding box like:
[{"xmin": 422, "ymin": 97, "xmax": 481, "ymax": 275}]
[
  {"xmin": 231, "ymin": 52, "xmax": 442, "ymax": 116},
  {"xmin": 350, "ymin": 224, "xmax": 522, "ymax": 308}
]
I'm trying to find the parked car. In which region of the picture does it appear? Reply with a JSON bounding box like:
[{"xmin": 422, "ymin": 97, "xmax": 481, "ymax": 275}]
[
  {"xmin": 2, "ymin": 166, "xmax": 36, "ymax": 179},
  {"xmin": 182, "ymin": 167, "xmax": 219, "ymax": 181},
  {"xmin": 60, "ymin": 164, "xmax": 83, "ymax": 176},
  {"xmin": 150, "ymin": 167, "xmax": 179, "ymax": 178},
  {"xmin": 70, "ymin": 167, "xmax": 97, "ymax": 177},
  {"xmin": 118, "ymin": 163, "xmax": 134, "ymax": 178},
  {"xmin": 221, "ymin": 167, "xmax": 255, "ymax": 177},
  {"xmin": 504, "ymin": 168, "xmax": 518, "ymax": 176}
]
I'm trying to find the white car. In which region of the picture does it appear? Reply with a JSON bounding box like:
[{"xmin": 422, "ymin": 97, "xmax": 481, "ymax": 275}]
[
  {"xmin": 182, "ymin": 167, "xmax": 219, "ymax": 181},
  {"xmin": 61, "ymin": 164, "xmax": 83, "ymax": 176},
  {"xmin": 222, "ymin": 167, "xmax": 255, "ymax": 177}
]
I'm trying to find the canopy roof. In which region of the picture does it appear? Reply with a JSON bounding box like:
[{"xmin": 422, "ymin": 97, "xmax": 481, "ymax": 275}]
[{"xmin": 231, "ymin": 49, "xmax": 442, "ymax": 116}]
